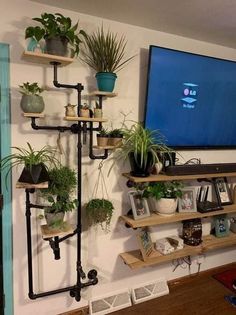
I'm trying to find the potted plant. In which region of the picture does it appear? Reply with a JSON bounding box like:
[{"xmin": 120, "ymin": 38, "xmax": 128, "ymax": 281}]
[
  {"xmin": 79, "ymin": 103, "xmax": 90, "ymax": 118},
  {"xmin": 25, "ymin": 12, "xmax": 86, "ymax": 57},
  {"xmin": 93, "ymin": 102, "xmax": 102, "ymax": 119},
  {"xmin": 108, "ymin": 128, "xmax": 123, "ymax": 146},
  {"xmin": 86, "ymin": 198, "xmax": 114, "ymax": 231},
  {"xmin": 0, "ymin": 142, "xmax": 59, "ymax": 185},
  {"xmin": 81, "ymin": 26, "xmax": 135, "ymax": 92},
  {"xmin": 144, "ymin": 181, "xmax": 183, "ymax": 216},
  {"xmin": 19, "ymin": 82, "xmax": 45, "ymax": 113},
  {"xmin": 113, "ymin": 122, "xmax": 171, "ymax": 177},
  {"xmin": 97, "ymin": 128, "xmax": 109, "ymax": 147},
  {"xmin": 40, "ymin": 166, "xmax": 77, "ymax": 229}
]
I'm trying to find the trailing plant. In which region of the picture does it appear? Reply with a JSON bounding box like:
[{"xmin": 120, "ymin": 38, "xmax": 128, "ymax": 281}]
[
  {"xmin": 143, "ymin": 181, "xmax": 184, "ymax": 200},
  {"xmin": 25, "ymin": 12, "xmax": 86, "ymax": 56},
  {"xmin": 19, "ymin": 82, "xmax": 44, "ymax": 96},
  {"xmin": 81, "ymin": 26, "xmax": 135, "ymax": 73},
  {"xmin": 86, "ymin": 198, "xmax": 114, "ymax": 231}
]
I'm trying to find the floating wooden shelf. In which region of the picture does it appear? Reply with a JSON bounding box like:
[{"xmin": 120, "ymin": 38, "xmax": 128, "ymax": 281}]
[
  {"xmin": 22, "ymin": 51, "xmax": 74, "ymax": 66},
  {"xmin": 23, "ymin": 112, "xmax": 45, "ymax": 118},
  {"xmin": 121, "ymin": 204, "xmax": 236, "ymax": 228},
  {"xmin": 40, "ymin": 222, "xmax": 74, "ymax": 239},
  {"xmin": 88, "ymin": 90, "xmax": 117, "ymax": 98},
  {"xmin": 120, "ymin": 233, "xmax": 236, "ymax": 269},
  {"xmin": 93, "ymin": 145, "xmax": 117, "ymax": 150},
  {"xmin": 64, "ymin": 116, "xmax": 108, "ymax": 122},
  {"xmin": 16, "ymin": 181, "xmax": 48, "ymax": 189}
]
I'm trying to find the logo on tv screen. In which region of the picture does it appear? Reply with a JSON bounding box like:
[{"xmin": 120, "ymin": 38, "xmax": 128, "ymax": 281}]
[{"xmin": 181, "ymin": 83, "xmax": 198, "ymax": 109}]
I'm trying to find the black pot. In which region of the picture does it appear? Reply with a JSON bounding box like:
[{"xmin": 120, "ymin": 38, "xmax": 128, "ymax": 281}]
[
  {"xmin": 18, "ymin": 163, "xmax": 50, "ymax": 184},
  {"xmin": 45, "ymin": 36, "xmax": 69, "ymax": 56},
  {"xmin": 129, "ymin": 152, "xmax": 153, "ymax": 177}
]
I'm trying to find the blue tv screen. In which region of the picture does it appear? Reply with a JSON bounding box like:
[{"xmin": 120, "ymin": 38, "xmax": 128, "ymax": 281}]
[{"xmin": 144, "ymin": 45, "xmax": 236, "ymax": 149}]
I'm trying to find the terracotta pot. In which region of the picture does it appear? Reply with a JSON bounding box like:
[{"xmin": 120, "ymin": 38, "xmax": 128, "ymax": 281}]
[
  {"xmin": 97, "ymin": 135, "xmax": 109, "ymax": 146},
  {"xmin": 79, "ymin": 109, "xmax": 90, "ymax": 118}
]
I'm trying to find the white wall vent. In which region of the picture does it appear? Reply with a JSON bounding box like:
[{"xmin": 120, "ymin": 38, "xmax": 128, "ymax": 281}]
[
  {"xmin": 89, "ymin": 289, "xmax": 131, "ymax": 315},
  {"xmin": 131, "ymin": 278, "xmax": 169, "ymax": 304}
]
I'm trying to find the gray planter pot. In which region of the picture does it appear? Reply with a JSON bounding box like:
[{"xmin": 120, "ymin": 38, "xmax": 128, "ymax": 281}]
[
  {"xmin": 45, "ymin": 36, "xmax": 69, "ymax": 56},
  {"xmin": 20, "ymin": 95, "xmax": 45, "ymax": 113}
]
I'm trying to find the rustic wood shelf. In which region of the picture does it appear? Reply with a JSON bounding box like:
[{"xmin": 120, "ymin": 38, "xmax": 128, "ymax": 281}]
[
  {"xmin": 93, "ymin": 145, "xmax": 117, "ymax": 150},
  {"xmin": 23, "ymin": 112, "xmax": 45, "ymax": 118},
  {"xmin": 120, "ymin": 233, "xmax": 236, "ymax": 269},
  {"xmin": 88, "ymin": 90, "xmax": 117, "ymax": 98},
  {"xmin": 16, "ymin": 181, "xmax": 48, "ymax": 189},
  {"xmin": 22, "ymin": 51, "xmax": 74, "ymax": 66},
  {"xmin": 121, "ymin": 204, "xmax": 236, "ymax": 228},
  {"xmin": 40, "ymin": 222, "xmax": 74, "ymax": 239},
  {"xmin": 123, "ymin": 171, "xmax": 236, "ymax": 183},
  {"xmin": 64, "ymin": 116, "xmax": 108, "ymax": 122}
]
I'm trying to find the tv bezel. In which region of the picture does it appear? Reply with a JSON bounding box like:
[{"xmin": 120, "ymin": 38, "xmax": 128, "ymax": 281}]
[{"xmin": 144, "ymin": 45, "xmax": 236, "ymax": 150}]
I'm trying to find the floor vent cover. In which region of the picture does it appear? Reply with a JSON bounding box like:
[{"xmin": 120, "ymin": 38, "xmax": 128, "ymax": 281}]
[
  {"xmin": 89, "ymin": 289, "xmax": 131, "ymax": 315},
  {"xmin": 131, "ymin": 278, "xmax": 169, "ymax": 304}
]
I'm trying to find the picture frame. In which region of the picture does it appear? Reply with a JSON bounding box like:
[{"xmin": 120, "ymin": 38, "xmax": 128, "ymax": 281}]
[
  {"xmin": 128, "ymin": 191, "xmax": 151, "ymax": 220},
  {"xmin": 136, "ymin": 228, "xmax": 154, "ymax": 261},
  {"xmin": 214, "ymin": 215, "xmax": 229, "ymax": 237},
  {"xmin": 178, "ymin": 187, "xmax": 197, "ymax": 213},
  {"xmin": 213, "ymin": 177, "xmax": 233, "ymax": 205}
]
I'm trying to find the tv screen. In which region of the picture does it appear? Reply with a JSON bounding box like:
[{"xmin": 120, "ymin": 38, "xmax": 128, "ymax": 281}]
[{"xmin": 144, "ymin": 45, "xmax": 236, "ymax": 149}]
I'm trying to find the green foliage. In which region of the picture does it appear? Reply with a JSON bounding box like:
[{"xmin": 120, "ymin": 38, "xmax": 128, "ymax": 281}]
[
  {"xmin": 25, "ymin": 12, "xmax": 87, "ymax": 56},
  {"xmin": 98, "ymin": 127, "xmax": 108, "ymax": 136},
  {"xmin": 109, "ymin": 129, "xmax": 123, "ymax": 137},
  {"xmin": 41, "ymin": 166, "xmax": 77, "ymax": 214},
  {"xmin": 19, "ymin": 82, "xmax": 44, "ymax": 96},
  {"xmin": 81, "ymin": 26, "xmax": 135, "ymax": 73},
  {"xmin": 143, "ymin": 181, "xmax": 184, "ymax": 200},
  {"xmin": 86, "ymin": 198, "xmax": 114, "ymax": 231}
]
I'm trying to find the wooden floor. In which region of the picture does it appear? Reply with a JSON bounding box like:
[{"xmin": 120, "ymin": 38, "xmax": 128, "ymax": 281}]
[{"xmin": 60, "ymin": 263, "xmax": 236, "ymax": 315}]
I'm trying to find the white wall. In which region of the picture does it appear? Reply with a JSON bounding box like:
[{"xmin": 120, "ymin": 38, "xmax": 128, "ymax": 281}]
[{"xmin": 1, "ymin": 0, "xmax": 236, "ymax": 314}]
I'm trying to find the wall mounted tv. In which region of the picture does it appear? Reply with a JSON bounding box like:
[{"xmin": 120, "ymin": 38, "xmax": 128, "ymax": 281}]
[{"xmin": 144, "ymin": 45, "xmax": 236, "ymax": 149}]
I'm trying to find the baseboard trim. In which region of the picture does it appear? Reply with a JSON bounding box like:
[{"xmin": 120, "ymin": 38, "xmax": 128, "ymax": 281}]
[{"xmin": 58, "ymin": 306, "xmax": 89, "ymax": 315}]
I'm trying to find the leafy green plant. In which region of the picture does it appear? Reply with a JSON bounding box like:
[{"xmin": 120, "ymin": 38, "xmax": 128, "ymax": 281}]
[
  {"xmin": 25, "ymin": 12, "xmax": 86, "ymax": 56},
  {"xmin": 109, "ymin": 129, "xmax": 123, "ymax": 137},
  {"xmin": 98, "ymin": 127, "xmax": 108, "ymax": 137},
  {"xmin": 19, "ymin": 82, "xmax": 44, "ymax": 96},
  {"xmin": 143, "ymin": 181, "xmax": 184, "ymax": 200},
  {"xmin": 41, "ymin": 166, "xmax": 77, "ymax": 214},
  {"xmin": 81, "ymin": 26, "xmax": 135, "ymax": 73},
  {"xmin": 86, "ymin": 198, "xmax": 114, "ymax": 231}
]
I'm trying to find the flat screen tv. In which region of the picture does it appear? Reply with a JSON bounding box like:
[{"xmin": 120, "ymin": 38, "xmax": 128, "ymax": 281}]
[{"xmin": 144, "ymin": 45, "xmax": 236, "ymax": 149}]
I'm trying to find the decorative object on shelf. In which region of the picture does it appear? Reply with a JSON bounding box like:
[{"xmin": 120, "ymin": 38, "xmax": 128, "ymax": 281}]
[
  {"xmin": 154, "ymin": 161, "xmax": 163, "ymax": 174},
  {"xmin": 182, "ymin": 218, "xmax": 202, "ymax": 246},
  {"xmin": 65, "ymin": 103, "xmax": 77, "ymax": 117},
  {"xmin": 40, "ymin": 166, "xmax": 77, "ymax": 230},
  {"xmin": 25, "ymin": 12, "xmax": 86, "ymax": 57},
  {"xmin": 97, "ymin": 127, "xmax": 109, "ymax": 147},
  {"xmin": 81, "ymin": 26, "xmax": 135, "ymax": 92},
  {"xmin": 214, "ymin": 215, "xmax": 230, "ymax": 237},
  {"xmin": 79, "ymin": 103, "xmax": 90, "ymax": 118},
  {"xmin": 128, "ymin": 190, "xmax": 150, "ymax": 220},
  {"xmin": 19, "ymin": 81, "xmax": 45, "ymax": 113},
  {"xmin": 93, "ymin": 101, "xmax": 102, "ymax": 118},
  {"xmin": 230, "ymin": 217, "xmax": 236, "ymax": 233},
  {"xmin": 144, "ymin": 181, "xmax": 183, "ymax": 216},
  {"xmin": 213, "ymin": 177, "xmax": 233, "ymax": 205},
  {"xmin": 136, "ymin": 228, "xmax": 154, "ymax": 261},
  {"xmin": 108, "ymin": 128, "xmax": 123, "ymax": 146},
  {"xmin": 27, "ymin": 37, "xmax": 43, "ymax": 53},
  {"xmin": 0, "ymin": 142, "xmax": 59, "ymax": 185},
  {"xmin": 112, "ymin": 122, "xmax": 171, "ymax": 177},
  {"xmin": 178, "ymin": 187, "xmax": 197, "ymax": 213}
]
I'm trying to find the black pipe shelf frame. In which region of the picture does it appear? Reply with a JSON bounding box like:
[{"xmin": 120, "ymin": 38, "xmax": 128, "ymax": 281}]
[{"xmin": 21, "ymin": 52, "xmax": 116, "ymax": 301}]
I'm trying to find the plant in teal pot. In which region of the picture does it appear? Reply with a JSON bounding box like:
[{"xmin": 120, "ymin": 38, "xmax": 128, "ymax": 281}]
[
  {"xmin": 81, "ymin": 26, "xmax": 135, "ymax": 92},
  {"xmin": 19, "ymin": 82, "xmax": 45, "ymax": 113}
]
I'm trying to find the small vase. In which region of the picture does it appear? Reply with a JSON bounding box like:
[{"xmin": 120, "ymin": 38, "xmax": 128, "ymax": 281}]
[
  {"xmin": 65, "ymin": 104, "xmax": 77, "ymax": 117},
  {"xmin": 79, "ymin": 109, "xmax": 90, "ymax": 118},
  {"xmin": 94, "ymin": 108, "xmax": 103, "ymax": 118}
]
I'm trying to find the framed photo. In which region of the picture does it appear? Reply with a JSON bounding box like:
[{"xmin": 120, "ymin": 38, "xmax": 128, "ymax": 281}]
[
  {"xmin": 128, "ymin": 191, "xmax": 150, "ymax": 220},
  {"xmin": 214, "ymin": 215, "xmax": 229, "ymax": 237},
  {"xmin": 136, "ymin": 228, "xmax": 154, "ymax": 261},
  {"xmin": 213, "ymin": 177, "xmax": 233, "ymax": 205},
  {"xmin": 178, "ymin": 187, "xmax": 197, "ymax": 213}
]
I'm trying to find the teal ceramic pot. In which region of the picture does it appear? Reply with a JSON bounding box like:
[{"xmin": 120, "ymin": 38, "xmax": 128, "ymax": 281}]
[
  {"xmin": 20, "ymin": 95, "xmax": 45, "ymax": 113},
  {"xmin": 95, "ymin": 72, "xmax": 117, "ymax": 92},
  {"xmin": 45, "ymin": 36, "xmax": 69, "ymax": 56}
]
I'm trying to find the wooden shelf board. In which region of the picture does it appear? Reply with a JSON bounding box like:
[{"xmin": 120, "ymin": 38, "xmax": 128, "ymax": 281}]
[
  {"xmin": 40, "ymin": 222, "xmax": 74, "ymax": 239},
  {"xmin": 64, "ymin": 116, "xmax": 108, "ymax": 122},
  {"xmin": 93, "ymin": 145, "xmax": 117, "ymax": 150},
  {"xmin": 121, "ymin": 204, "xmax": 236, "ymax": 228},
  {"xmin": 23, "ymin": 112, "xmax": 45, "ymax": 118},
  {"xmin": 88, "ymin": 90, "xmax": 117, "ymax": 98},
  {"xmin": 16, "ymin": 181, "xmax": 48, "ymax": 189},
  {"xmin": 123, "ymin": 172, "xmax": 236, "ymax": 183},
  {"xmin": 120, "ymin": 233, "xmax": 236, "ymax": 269},
  {"xmin": 22, "ymin": 51, "xmax": 74, "ymax": 66}
]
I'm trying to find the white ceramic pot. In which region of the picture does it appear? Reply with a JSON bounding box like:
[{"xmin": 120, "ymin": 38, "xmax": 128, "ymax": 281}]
[{"xmin": 150, "ymin": 198, "xmax": 177, "ymax": 216}]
